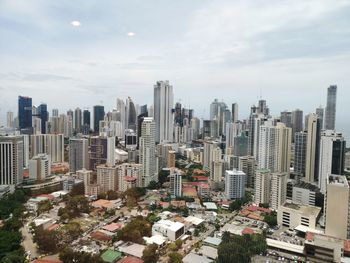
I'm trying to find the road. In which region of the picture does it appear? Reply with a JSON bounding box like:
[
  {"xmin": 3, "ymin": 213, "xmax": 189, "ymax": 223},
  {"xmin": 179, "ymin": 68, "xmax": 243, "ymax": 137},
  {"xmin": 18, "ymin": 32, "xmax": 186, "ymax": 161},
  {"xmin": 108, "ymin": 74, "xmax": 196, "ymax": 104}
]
[{"xmin": 21, "ymin": 223, "xmax": 39, "ymax": 259}]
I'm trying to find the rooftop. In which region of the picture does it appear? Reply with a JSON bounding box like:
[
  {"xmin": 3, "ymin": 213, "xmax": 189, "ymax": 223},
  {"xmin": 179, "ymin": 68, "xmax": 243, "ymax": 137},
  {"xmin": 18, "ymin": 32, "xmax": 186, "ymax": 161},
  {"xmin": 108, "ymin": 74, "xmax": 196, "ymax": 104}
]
[
  {"xmin": 294, "ymin": 181, "xmax": 320, "ymax": 192},
  {"xmin": 154, "ymin": 220, "xmax": 185, "ymax": 232},
  {"xmin": 282, "ymin": 202, "xmax": 321, "ymax": 217},
  {"xmin": 118, "ymin": 243, "xmax": 146, "ymax": 258},
  {"xmin": 118, "ymin": 256, "xmax": 144, "ymax": 263},
  {"xmin": 203, "ymin": 236, "xmax": 222, "ymax": 246},
  {"xmin": 101, "ymin": 249, "xmax": 122, "ymax": 263},
  {"xmin": 183, "ymin": 253, "xmax": 211, "ymax": 263}
]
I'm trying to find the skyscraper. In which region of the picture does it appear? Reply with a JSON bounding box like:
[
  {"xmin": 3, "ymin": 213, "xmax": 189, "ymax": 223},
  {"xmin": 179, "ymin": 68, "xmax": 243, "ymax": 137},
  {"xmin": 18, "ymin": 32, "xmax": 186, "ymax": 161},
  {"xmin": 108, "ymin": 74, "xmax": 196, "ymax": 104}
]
[
  {"xmin": 305, "ymin": 114, "xmax": 321, "ymax": 183},
  {"xmin": 83, "ymin": 109, "xmax": 91, "ymax": 134},
  {"xmin": 52, "ymin": 109, "xmax": 59, "ymax": 117},
  {"xmin": 325, "ymin": 85, "xmax": 337, "ymax": 130},
  {"xmin": 126, "ymin": 97, "xmax": 137, "ymax": 131},
  {"xmin": 294, "ymin": 131, "xmax": 307, "ymax": 177},
  {"xmin": 18, "ymin": 96, "xmax": 32, "ymax": 130},
  {"xmin": 280, "ymin": 111, "xmax": 292, "ymax": 128},
  {"xmin": 232, "ymin": 103, "xmax": 238, "ymax": 123},
  {"xmin": 0, "ymin": 135, "xmax": 24, "ymax": 185},
  {"xmin": 74, "ymin": 108, "xmax": 82, "ymax": 133},
  {"xmin": 225, "ymin": 169, "xmax": 246, "ymax": 200},
  {"xmin": 318, "ymin": 130, "xmax": 346, "ymax": 193},
  {"xmin": 6, "ymin": 111, "xmax": 14, "ymax": 128},
  {"xmin": 139, "ymin": 117, "xmax": 157, "ymax": 186},
  {"xmin": 291, "ymin": 109, "xmax": 303, "ymax": 136},
  {"xmin": 37, "ymin": 104, "xmax": 48, "ymax": 134},
  {"xmin": 93, "ymin": 105, "xmax": 105, "ymax": 133},
  {"xmin": 315, "ymin": 106, "xmax": 324, "ymax": 130},
  {"xmin": 169, "ymin": 169, "xmax": 182, "ymax": 198},
  {"xmin": 69, "ymin": 137, "xmax": 89, "ymax": 173},
  {"xmin": 154, "ymin": 81, "xmax": 174, "ymax": 143}
]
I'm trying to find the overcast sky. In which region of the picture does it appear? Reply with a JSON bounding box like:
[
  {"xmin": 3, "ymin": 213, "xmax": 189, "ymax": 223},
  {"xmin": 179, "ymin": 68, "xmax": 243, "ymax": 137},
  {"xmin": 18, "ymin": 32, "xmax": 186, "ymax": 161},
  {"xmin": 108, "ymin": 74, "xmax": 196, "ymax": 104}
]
[{"xmin": 0, "ymin": 0, "xmax": 350, "ymax": 139}]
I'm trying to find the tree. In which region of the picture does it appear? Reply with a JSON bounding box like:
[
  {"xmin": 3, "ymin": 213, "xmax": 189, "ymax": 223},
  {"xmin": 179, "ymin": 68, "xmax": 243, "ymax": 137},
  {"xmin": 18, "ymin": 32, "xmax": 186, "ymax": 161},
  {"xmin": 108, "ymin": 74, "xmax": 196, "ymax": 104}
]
[
  {"xmin": 37, "ymin": 199, "xmax": 53, "ymax": 215},
  {"xmin": 229, "ymin": 199, "xmax": 243, "ymax": 211},
  {"xmin": 70, "ymin": 183, "xmax": 85, "ymax": 196},
  {"xmin": 61, "ymin": 222, "xmax": 83, "ymax": 242},
  {"xmin": 259, "ymin": 203, "xmax": 269, "ymax": 209},
  {"xmin": 59, "ymin": 247, "xmax": 104, "ymax": 263},
  {"xmin": 33, "ymin": 225, "xmax": 59, "ymax": 253},
  {"xmin": 175, "ymin": 239, "xmax": 183, "ymax": 250},
  {"xmin": 264, "ymin": 211, "xmax": 277, "ymax": 227},
  {"xmin": 142, "ymin": 244, "xmax": 158, "ymax": 263},
  {"xmin": 58, "ymin": 195, "xmax": 90, "ymax": 220},
  {"xmin": 148, "ymin": 180, "xmax": 159, "ymax": 190},
  {"xmin": 117, "ymin": 216, "xmax": 152, "ymax": 244},
  {"xmin": 169, "ymin": 252, "xmax": 183, "ymax": 263},
  {"xmin": 106, "ymin": 190, "xmax": 119, "ymax": 200}
]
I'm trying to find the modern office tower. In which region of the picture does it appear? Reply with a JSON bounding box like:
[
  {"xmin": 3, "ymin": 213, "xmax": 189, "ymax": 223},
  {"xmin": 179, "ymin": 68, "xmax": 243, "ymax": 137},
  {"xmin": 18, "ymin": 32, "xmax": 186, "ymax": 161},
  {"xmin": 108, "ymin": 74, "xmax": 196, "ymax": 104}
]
[
  {"xmin": 6, "ymin": 111, "xmax": 14, "ymax": 128},
  {"xmin": 232, "ymin": 103, "xmax": 238, "ymax": 123},
  {"xmin": 89, "ymin": 136, "xmax": 115, "ymax": 171},
  {"xmin": 74, "ymin": 107, "xmax": 82, "ymax": 133},
  {"xmin": 258, "ymin": 99, "xmax": 269, "ymax": 116},
  {"xmin": 325, "ymin": 85, "xmax": 337, "ymax": 130},
  {"xmin": 233, "ymin": 132, "xmax": 248, "ymax": 157},
  {"xmin": 203, "ymin": 140, "xmax": 220, "ymax": 171},
  {"xmin": 67, "ymin": 109, "xmax": 73, "ymax": 121},
  {"xmin": 174, "ymin": 102, "xmax": 182, "ymax": 126},
  {"xmin": 116, "ymin": 163, "xmax": 142, "ymax": 191},
  {"xmin": 190, "ymin": 117, "xmax": 200, "ymax": 140},
  {"xmin": 270, "ymin": 172, "xmax": 287, "ymax": 211},
  {"xmin": 169, "ymin": 169, "xmax": 182, "ymax": 198},
  {"xmin": 292, "ymin": 109, "xmax": 303, "ymax": 136},
  {"xmin": 116, "ymin": 98, "xmax": 126, "ymax": 132},
  {"xmin": 96, "ymin": 165, "xmax": 118, "ymax": 193},
  {"xmin": 324, "ymin": 175, "xmax": 350, "ymax": 239},
  {"xmin": 225, "ymin": 169, "xmax": 246, "ymax": 200},
  {"xmin": 93, "ymin": 105, "xmax": 105, "ymax": 133},
  {"xmin": 30, "ymin": 134, "xmax": 64, "ymax": 163},
  {"xmin": 210, "ymin": 98, "xmax": 228, "ymax": 136},
  {"xmin": 318, "ymin": 131, "xmax": 346, "ymax": 193},
  {"xmin": 154, "ymin": 80, "xmax": 174, "ymax": 143},
  {"xmin": 225, "ymin": 122, "xmax": 243, "ymax": 151},
  {"xmin": 280, "ymin": 111, "xmax": 292, "ymax": 128},
  {"xmin": 126, "ymin": 97, "xmax": 137, "ymax": 130},
  {"xmin": 33, "ymin": 117, "xmax": 42, "ymax": 135},
  {"xmin": 29, "ymin": 154, "xmax": 51, "ymax": 181},
  {"xmin": 254, "ymin": 169, "xmax": 271, "ymax": 205},
  {"xmin": 82, "ymin": 109, "xmax": 90, "ymax": 134},
  {"xmin": 202, "ymin": 120, "xmax": 211, "ymax": 138},
  {"xmin": 137, "ymin": 112, "xmax": 148, "ymax": 149},
  {"xmin": 305, "ymin": 114, "xmax": 321, "ymax": 183},
  {"xmin": 69, "ymin": 137, "xmax": 89, "ymax": 173},
  {"xmin": 315, "ymin": 106, "xmax": 324, "ymax": 130},
  {"xmin": 258, "ymin": 123, "xmax": 292, "ymax": 173},
  {"xmin": 239, "ymin": 156, "xmax": 255, "ymax": 188},
  {"xmin": 139, "ymin": 117, "xmax": 157, "ymax": 187},
  {"xmin": 0, "ymin": 135, "xmax": 24, "ymax": 185},
  {"xmin": 140, "ymin": 104, "xmax": 148, "ymax": 115},
  {"xmin": 18, "ymin": 96, "xmax": 32, "ymax": 131},
  {"xmin": 52, "ymin": 109, "xmax": 59, "ymax": 117},
  {"xmin": 125, "ymin": 129, "xmax": 137, "ymax": 149},
  {"xmin": 250, "ymin": 113, "xmax": 267, "ymax": 160},
  {"xmin": 294, "ymin": 132, "xmax": 307, "ymax": 177},
  {"xmin": 37, "ymin": 104, "xmax": 48, "ymax": 134}
]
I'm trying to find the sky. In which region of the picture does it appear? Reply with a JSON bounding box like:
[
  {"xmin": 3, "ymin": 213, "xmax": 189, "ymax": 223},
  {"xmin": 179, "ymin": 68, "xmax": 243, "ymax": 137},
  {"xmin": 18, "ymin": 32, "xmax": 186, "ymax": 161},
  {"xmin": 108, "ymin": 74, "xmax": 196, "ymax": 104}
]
[{"xmin": 0, "ymin": 0, "xmax": 350, "ymax": 140}]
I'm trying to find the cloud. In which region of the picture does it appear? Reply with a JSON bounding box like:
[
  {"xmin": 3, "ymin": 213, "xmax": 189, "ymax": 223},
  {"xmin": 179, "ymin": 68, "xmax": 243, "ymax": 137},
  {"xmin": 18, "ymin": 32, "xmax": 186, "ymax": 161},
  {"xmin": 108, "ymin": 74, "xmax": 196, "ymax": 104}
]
[
  {"xmin": 127, "ymin": 32, "xmax": 135, "ymax": 37},
  {"xmin": 70, "ymin": 20, "xmax": 81, "ymax": 27}
]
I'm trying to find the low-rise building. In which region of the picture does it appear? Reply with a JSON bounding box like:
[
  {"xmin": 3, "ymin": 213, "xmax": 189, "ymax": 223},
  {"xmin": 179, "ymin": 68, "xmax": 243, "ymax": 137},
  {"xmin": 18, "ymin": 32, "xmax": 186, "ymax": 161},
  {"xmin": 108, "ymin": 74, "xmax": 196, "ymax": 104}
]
[
  {"xmin": 277, "ymin": 202, "xmax": 321, "ymax": 230},
  {"xmin": 152, "ymin": 219, "xmax": 185, "ymax": 241}
]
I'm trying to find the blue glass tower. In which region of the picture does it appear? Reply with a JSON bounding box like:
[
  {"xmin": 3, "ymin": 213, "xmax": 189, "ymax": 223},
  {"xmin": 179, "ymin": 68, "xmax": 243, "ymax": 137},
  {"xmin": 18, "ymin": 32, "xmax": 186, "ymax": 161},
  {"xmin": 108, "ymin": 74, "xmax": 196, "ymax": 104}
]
[
  {"xmin": 18, "ymin": 96, "xmax": 32, "ymax": 130},
  {"xmin": 37, "ymin": 104, "xmax": 48, "ymax": 134}
]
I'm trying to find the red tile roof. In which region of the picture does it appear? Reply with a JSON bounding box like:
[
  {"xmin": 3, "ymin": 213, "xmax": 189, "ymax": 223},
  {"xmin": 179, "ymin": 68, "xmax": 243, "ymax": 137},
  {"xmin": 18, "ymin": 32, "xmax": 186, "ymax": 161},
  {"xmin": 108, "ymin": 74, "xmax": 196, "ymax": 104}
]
[
  {"xmin": 90, "ymin": 231, "xmax": 112, "ymax": 242},
  {"xmin": 118, "ymin": 256, "xmax": 144, "ymax": 263},
  {"xmin": 34, "ymin": 260, "xmax": 62, "ymax": 263},
  {"xmin": 242, "ymin": 227, "xmax": 255, "ymax": 235}
]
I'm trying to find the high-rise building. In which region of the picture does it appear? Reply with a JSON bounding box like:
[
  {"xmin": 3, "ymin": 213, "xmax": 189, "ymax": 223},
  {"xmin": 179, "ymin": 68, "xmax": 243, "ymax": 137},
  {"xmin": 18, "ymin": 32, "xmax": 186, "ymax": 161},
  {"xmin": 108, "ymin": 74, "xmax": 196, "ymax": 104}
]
[
  {"xmin": 29, "ymin": 154, "xmax": 51, "ymax": 181},
  {"xmin": 6, "ymin": 111, "xmax": 14, "ymax": 128},
  {"xmin": 254, "ymin": 169, "xmax": 271, "ymax": 205},
  {"xmin": 225, "ymin": 169, "xmax": 246, "ymax": 200},
  {"xmin": 174, "ymin": 102, "xmax": 182, "ymax": 126},
  {"xmin": 324, "ymin": 174, "xmax": 350, "ymax": 239},
  {"xmin": 96, "ymin": 165, "xmax": 118, "ymax": 193},
  {"xmin": 126, "ymin": 97, "xmax": 137, "ymax": 130},
  {"xmin": 18, "ymin": 96, "xmax": 32, "ymax": 131},
  {"xmin": 305, "ymin": 114, "xmax": 321, "ymax": 183},
  {"xmin": 83, "ymin": 109, "xmax": 90, "ymax": 134},
  {"xmin": 139, "ymin": 117, "xmax": 157, "ymax": 186},
  {"xmin": 74, "ymin": 107, "xmax": 82, "ymax": 133},
  {"xmin": 318, "ymin": 130, "xmax": 346, "ymax": 193},
  {"xmin": 89, "ymin": 136, "xmax": 115, "ymax": 170},
  {"xmin": 37, "ymin": 104, "xmax": 48, "ymax": 134},
  {"xmin": 0, "ymin": 135, "xmax": 24, "ymax": 185},
  {"xmin": 69, "ymin": 137, "xmax": 89, "ymax": 173},
  {"xmin": 116, "ymin": 163, "xmax": 142, "ymax": 191},
  {"xmin": 203, "ymin": 140, "xmax": 220, "ymax": 171},
  {"xmin": 154, "ymin": 81, "xmax": 174, "ymax": 143},
  {"xmin": 315, "ymin": 106, "xmax": 324, "ymax": 130},
  {"xmin": 52, "ymin": 109, "xmax": 59, "ymax": 117},
  {"xmin": 93, "ymin": 105, "xmax": 105, "ymax": 133},
  {"xmin": 291, "ymin": 109, "xmax": 303, "ymax": 136},
  {"xmin": 232, "ymin": 103, "xmax": 238, "ymax": 123},
  {"xmin": 294, "ymin": 132, "xmax": 307, "ymax": 177},
  {"xmin": 169, "ymin": 169, "xmax": 182, "ymax": 198},
  {"xmin": 233, "ymin": 132, "xmax": 248, "ymax": 157},
  {"xmin": 325, "ymin": 85, "xmax": 337, "ymax": 130},
  {"xmin": 280, "ymin": 111, "xmax": 292, "ymax": 128},
  {"xmin": 270, "ymin": 172, "xmax": 287, "ymax": 211},
  {"xmin": 238, "ymin": 156, "xmax": 255, "ymax": 188},
  {"xmin": 30, "ymin": 134, "xmax": 64, "ymax": 163},
  {"xmin": 258, "ymin": 122, "xmax": 291, "ymax": 173}
]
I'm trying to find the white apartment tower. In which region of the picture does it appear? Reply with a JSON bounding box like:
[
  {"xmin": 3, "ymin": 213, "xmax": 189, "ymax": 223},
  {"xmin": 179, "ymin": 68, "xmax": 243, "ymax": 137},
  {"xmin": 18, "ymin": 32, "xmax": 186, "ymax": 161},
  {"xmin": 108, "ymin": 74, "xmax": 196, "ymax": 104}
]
[
  {"xmin": 225, "ymin": 169, "xmax": 246, "ymax": 200},
  {"xmin": 169, "ymin": 169, "xmax": 182, "ymax": 198},
  {"xmin": 0, "ymin": 135, "xmax": 24, "ymax": 185},
  {"xmin": 29, "ymin": 154, "xmax": 51, "ymax": 181},
  {"xmin": 154, "ymin": 81, "xmax": 174, "ymax": 143},
  {"xmin": 139, "ymin": 117, "xmax": 157, "ymax": 187}
]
